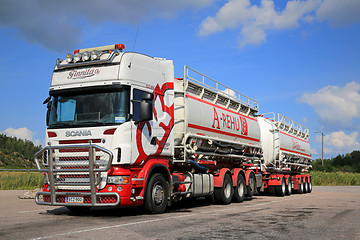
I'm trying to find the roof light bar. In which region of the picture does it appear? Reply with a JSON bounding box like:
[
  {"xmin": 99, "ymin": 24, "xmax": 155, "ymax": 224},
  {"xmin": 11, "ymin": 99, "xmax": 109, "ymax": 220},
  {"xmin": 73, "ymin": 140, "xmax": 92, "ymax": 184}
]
[{"xmin": 74, "ymin": 44, "xmax": 125, "ymax": 54}]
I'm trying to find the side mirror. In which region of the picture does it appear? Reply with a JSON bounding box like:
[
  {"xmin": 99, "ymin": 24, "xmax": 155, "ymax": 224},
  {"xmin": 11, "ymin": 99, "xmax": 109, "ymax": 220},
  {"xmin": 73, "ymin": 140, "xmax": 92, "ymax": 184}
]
[
  {"xmin": 132, "ymin": 92, "xmax": 153, "ymax": 122},
  {"xmin": 139, "ymin": 101, "xmax": 153, "ymax": 121},
  {"xmin": 142, "ymin": 92, "xmax": 154, "ymax": 101}
]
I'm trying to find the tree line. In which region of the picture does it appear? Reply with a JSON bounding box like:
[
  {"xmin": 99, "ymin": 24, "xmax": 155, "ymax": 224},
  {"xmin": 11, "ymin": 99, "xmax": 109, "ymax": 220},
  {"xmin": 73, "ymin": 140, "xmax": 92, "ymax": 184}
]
[
  {"xmin": 0, "ymin": 134, "xmax": 42, "ymax": 169},
  {"xmin": 312, "ymin": 150, "xmax": 360, "ymax": 173}
]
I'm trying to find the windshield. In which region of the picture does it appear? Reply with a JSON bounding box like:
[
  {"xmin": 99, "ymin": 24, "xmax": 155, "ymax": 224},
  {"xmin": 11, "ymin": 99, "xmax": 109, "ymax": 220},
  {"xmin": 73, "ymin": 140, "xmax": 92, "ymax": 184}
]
[{"xmin": 49, "ymin": 88, "xmax": 129, "ymax": 128}]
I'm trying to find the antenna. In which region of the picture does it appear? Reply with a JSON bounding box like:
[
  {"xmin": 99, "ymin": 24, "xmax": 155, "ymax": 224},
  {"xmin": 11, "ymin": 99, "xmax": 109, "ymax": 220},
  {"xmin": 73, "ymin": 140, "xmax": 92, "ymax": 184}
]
[{"xmin": 128, "ymin": 25, "xmax": 139, "ymax": 68}]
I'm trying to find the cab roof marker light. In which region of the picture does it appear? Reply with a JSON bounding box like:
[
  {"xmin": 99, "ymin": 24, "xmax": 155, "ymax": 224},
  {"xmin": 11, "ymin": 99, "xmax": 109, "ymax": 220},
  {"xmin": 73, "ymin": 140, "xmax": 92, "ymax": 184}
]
[{"xmin": 115, "ymin": 44, "xmax": 125, "ymax": 50}]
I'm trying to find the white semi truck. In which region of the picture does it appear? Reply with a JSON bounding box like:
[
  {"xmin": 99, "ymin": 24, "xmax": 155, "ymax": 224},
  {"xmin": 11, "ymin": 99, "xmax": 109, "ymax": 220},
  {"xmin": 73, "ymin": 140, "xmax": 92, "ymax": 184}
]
[{"xmin": 35, "ymin": 44, "xmax": 312, "ymax": 214}]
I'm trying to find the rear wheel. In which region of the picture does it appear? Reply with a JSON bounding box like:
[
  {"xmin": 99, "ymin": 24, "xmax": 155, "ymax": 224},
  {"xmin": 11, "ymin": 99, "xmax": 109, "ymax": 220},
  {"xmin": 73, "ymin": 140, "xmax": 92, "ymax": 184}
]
[
  {"xmin": 308, "ymin": 177, "xmax": 312, "ymax": 193},
  {"xmin": 275, "ymin": 176, "xmax": 286, "ymax": 197},
  {"xmin": 286, "ymin": 177, "xmax": 292, "ymax": 195},
  {"xmin": 214, "ymin": 173, "xmax": 234, "ymax": 205},
  {"xmin": 233, "ymin": 174, "xmax": 245, "ymax": 203},
  {"xmin": 144, "ymin": 173, "xmax": 169, "ymax": 214},
  {"xmin": 246, "ymin": 173, "xmax": 256, "ymax": 198},
  {"xmin": 304, "ymin": 177, "xmax": 309, "ymax": 193},
  {"xmin": 296, "ymin": 177, "xmax": 304, "ymax": 194}
]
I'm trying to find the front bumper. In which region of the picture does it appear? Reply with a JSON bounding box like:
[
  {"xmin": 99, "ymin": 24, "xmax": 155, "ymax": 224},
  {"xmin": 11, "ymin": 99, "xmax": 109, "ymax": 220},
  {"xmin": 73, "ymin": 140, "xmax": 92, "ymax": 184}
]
[{"xmin": 35, "ymin": 191, "xmax": 120, "ymax": 206}]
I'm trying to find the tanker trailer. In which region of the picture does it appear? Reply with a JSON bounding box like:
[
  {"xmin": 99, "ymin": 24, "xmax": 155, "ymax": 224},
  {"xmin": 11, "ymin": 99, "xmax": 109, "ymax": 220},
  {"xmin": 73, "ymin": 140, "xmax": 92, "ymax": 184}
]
[
  {"xmin": 172, "ymin": 66, "xmax": 265, "ymax": 203},
  {"xmin": 257, "ymin": 113, "xmax": 312, "ymax": 195}
]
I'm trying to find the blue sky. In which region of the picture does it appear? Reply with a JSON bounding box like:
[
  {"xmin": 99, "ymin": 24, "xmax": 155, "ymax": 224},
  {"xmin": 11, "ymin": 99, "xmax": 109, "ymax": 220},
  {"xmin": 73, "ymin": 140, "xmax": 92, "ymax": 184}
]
[{"xmin": 0, "ymin": 0, "xmax": 360, "ymax": 159}]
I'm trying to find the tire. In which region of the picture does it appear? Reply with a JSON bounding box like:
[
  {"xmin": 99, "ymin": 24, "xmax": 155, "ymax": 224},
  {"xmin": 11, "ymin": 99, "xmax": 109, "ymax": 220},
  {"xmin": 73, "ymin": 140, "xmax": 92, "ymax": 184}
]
[
  {"xmin": 275, "ymin": 176, "xmax": 286, "ymax": 197},
  {"xmin": 246, "ymin": 173, "xmax": 256, "ymax": 198},
  {"xmin": 308, "ymin": 177, "xmax": 312, "ymax": 193},
  {"xmin": 233, "ymin": 174, "xmax": 245, "ymax": 203},
  {"xmin": 286, "ymin": 177, "xmax": 292, "ymax": 196},
  {"xmin": 144, "ymin": 173, "xmax": 169, "ymax": 214},
  {"xmin": 303, "ymin": 177, "xmax": 309, "ymax": 194},
  {"xmin": 296, "ymin": 177, "xmax": 304, "ymax": 194},
  {"xmin": 214, "ymin": 173, "xmax": 234, "ymax": 205}
]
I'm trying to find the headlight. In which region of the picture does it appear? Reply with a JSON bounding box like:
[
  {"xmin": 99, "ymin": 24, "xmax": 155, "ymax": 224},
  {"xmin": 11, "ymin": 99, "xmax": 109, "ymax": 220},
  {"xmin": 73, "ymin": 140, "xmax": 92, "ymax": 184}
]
[
  {"xmin": 82, "ymin": 51, "xmax": 91, "ymax": 61},
  {"xmin": 65, "ymin": 53, "xmax": 74, "ymax": 63},
  {"xmin": 74, "ymin": 52, "xmax": 82, "ymax": 62},
  {"xmin": 107, "ymin": 176, "xmax": 130, "ymax": 184}
]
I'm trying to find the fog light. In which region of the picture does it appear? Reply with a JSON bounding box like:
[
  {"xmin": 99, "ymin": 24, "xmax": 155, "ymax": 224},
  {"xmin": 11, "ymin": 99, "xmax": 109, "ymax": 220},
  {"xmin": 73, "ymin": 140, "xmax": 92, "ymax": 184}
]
[
  {"xmin": 108, "ymin": 186, "xmax": 113, "ymax": 191},
  {"xmin": 74, "ymin": 52, "xmax": 82, "ymax": 62},
  {"xmin": 117, "ymin": 186, "xmax": 122, "ymax": 192},
  {"xmin": 65, "ymin": 53, "xmax": 74, "ymax": 63},
  {"xmin": 82, "ymin": 51, "xmax": 91, "ymax": 61},
  {"xmin": 131, "ymin": 188, "xmax": 135, "ymax": 194},
  {"xmin": 91, "ymin": 50, "xmax": 100, "ymax": 60}
]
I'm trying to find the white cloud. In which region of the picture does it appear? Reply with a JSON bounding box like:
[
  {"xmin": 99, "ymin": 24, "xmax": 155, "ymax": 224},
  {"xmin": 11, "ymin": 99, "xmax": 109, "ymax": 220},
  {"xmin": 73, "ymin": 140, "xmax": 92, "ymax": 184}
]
[
  {"xmin": 299, "ymin": 82, "xmax": 360, "ymax": 128},
  {"xmin": 322, "ymin": 131, "xmax": 360, "ymax": 155},
  {"xmin": 2, "ymin": 127, "xmax": 40, "ymax": 145},
  {"xmin": 198, "ymin": 0, "xmax": 360, "ymax": 47},
  {"xmin": 0, "ymin": 0, "xmax": 215, "ymax": 51},
  {"xmin": 316, "ymin": 0, "xmax": 360, "ymax": 27},
  {"xmin": 199, "ymin": 0, "xmax": 321, "ymax": 47}
]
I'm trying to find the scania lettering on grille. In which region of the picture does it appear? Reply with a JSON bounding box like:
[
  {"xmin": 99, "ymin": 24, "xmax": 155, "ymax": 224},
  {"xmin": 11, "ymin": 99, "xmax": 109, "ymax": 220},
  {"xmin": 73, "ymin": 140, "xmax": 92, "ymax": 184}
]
[{"xmin": 65, "ymin": 130, "xmax": 92, "ymax": 137}]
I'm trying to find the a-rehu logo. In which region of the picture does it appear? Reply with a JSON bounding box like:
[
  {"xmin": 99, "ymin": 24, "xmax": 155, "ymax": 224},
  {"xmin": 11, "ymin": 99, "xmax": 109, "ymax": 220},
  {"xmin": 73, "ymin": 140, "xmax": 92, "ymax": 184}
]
[{"xmin": 67, "ymin": 68, "xmax": 100, "ymax": 79}]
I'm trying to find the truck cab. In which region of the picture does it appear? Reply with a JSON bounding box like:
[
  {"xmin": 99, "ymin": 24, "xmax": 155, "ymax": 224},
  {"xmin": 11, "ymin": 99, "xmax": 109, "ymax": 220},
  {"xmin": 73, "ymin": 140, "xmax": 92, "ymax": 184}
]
[{"xmin": 35, "ymin": 44, "xmax": 175, "ymax": 209}]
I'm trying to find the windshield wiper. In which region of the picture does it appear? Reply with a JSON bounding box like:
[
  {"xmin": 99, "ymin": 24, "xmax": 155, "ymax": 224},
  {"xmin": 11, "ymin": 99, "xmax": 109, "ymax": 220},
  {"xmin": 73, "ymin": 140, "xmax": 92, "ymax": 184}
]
[
  {"xmin": 49, "ymin": 123, "xmax": 76, "ymax": 128},
  {"xmin": 77, "ymin": 121, "xmax": 107, "ymax": 126}
]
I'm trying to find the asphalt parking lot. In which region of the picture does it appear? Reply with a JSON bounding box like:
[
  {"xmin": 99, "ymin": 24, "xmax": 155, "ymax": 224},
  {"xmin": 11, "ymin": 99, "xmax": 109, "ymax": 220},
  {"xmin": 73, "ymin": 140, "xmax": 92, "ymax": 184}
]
[{"xmin": 0, "ymin": 186, "xmax": 359, "ymax": 240}]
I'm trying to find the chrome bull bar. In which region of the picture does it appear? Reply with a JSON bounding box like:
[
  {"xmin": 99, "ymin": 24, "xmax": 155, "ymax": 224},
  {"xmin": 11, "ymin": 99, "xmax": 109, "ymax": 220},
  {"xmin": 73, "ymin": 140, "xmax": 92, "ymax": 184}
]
[{"xmin": 34, "ymin": 142, "xmax": 119, "ymax": 206}]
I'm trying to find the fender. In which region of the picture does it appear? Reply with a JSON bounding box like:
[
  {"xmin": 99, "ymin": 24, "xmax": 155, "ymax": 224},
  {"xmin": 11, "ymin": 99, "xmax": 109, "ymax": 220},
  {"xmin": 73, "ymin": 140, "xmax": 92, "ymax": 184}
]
[
  {"xmin": 232, "ymin": 168, "xmax": 245, "ymax": 187},
  {"xmin": 245, "ymin": 169, "xmax": 255, "ymax": 186},
  {"xmin": 267, "ymin": 174, "xmax": 283, "ymax": 186},
  {"xmin": 137, "ymin": 157, "xmax": 170, "ymax": 197},
  {"xmin": 213, "ymin": 168, "xmax": 231, "ymax": 188}
]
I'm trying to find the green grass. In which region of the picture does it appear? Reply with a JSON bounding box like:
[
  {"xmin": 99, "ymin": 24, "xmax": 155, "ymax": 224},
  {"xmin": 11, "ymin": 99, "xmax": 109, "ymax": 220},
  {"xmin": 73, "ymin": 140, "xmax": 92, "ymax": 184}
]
[
  {"xmin": 311, "ymin": 171, "xmax": 360, "ymax": 186},
  {"xmin": 0, "ymin": 171, "xmax": 43, "ymax": 190},
  {"xmin": 1, "ymin": 171, "xmax": 359, "ymax": 190}
]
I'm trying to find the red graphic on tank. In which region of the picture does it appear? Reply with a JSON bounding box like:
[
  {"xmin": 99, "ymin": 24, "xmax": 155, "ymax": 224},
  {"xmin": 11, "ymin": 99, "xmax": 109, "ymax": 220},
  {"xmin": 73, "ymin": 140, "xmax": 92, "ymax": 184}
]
[{"xmin": 135, "ymin": 82, "xmax": 174, "ymax": 164}]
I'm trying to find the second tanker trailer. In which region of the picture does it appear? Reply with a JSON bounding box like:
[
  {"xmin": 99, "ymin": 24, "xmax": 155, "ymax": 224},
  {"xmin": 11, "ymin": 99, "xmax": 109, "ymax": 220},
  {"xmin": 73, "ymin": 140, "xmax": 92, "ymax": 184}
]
[{"xmin": 34, "ymin": 44, "xmax": 312, "ymax": 213}]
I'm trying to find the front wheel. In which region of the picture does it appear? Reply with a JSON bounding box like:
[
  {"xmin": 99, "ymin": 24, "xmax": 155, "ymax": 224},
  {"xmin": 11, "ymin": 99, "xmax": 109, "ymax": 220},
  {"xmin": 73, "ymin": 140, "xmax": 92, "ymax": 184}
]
[{"xmin": 144, "ymin": 173, "xmax": 169, "ymax": 214}]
